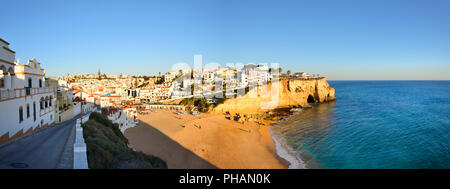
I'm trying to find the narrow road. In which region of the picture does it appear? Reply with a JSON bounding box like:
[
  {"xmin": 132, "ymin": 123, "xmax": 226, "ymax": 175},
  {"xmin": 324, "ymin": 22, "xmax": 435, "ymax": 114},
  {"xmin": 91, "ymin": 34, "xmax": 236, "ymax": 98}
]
[{"xmin": 0, "ymin": 118, "xmax": 77, "ymax": 169}]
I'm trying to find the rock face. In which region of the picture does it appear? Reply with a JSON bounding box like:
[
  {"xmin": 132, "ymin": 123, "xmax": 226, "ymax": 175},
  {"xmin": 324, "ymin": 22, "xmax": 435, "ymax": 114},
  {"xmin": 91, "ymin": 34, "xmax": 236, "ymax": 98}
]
[{"xmin": 212, "ymin": 77, "xmax": 335, "ymax": 116}]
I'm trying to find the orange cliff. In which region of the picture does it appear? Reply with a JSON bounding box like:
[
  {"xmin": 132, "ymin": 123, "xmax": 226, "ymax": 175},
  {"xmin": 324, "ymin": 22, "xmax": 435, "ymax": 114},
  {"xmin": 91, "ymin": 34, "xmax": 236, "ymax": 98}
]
[{"xmin": 212, "ymin": 77, "xmax": 336, "ymax": 118}]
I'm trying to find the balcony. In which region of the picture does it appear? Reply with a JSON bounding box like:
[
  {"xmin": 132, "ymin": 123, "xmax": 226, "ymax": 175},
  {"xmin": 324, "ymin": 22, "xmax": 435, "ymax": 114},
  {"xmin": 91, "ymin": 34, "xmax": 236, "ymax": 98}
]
[{"xmin": 0, "ymin": 87, "xmax": 54, "ymax": 101}]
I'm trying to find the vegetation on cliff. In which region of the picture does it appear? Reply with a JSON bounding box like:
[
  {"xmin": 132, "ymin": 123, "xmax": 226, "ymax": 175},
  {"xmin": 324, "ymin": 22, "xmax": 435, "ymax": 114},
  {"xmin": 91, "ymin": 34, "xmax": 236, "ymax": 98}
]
[
  {"xmin": 179, "ymin": 97, "xmax": 211, "ymax": 112},
  {"xmin": 82, "ymin": 112, "xmax": 167, "ymax": 169}
]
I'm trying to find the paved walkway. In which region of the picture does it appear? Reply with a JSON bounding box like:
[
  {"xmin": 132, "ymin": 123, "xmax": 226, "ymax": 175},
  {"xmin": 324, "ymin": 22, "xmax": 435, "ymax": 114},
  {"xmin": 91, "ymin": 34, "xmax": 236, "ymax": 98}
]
[{"xmin": 0, "ymin": 118, "xmax": 77, "ymax": 169}]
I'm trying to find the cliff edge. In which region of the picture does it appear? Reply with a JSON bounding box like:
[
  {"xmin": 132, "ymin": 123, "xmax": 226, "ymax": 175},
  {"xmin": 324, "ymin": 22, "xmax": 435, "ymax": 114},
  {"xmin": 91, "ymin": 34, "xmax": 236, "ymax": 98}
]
[{"xmin": 212, "ymin": 77, "xmax": 335, "ymax": 117}]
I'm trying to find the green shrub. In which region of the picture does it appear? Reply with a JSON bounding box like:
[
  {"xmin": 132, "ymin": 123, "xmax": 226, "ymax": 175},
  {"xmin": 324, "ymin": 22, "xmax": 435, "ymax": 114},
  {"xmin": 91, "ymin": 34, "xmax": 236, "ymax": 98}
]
[
  {"xmin": 83, "ymin": 112, "xmax": 167, "ymax": 169},
  {"xmin": 179, "ymin": 97, "xmax": 211, "ymax": 112}
]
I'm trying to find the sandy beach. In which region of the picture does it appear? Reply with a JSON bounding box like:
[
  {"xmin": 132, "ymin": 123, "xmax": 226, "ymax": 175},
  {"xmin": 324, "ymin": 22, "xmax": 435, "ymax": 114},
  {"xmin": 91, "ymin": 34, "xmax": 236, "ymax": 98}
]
[{"xmin": 124, "ymin": 110, "xmax": 288, "ymax": 169}]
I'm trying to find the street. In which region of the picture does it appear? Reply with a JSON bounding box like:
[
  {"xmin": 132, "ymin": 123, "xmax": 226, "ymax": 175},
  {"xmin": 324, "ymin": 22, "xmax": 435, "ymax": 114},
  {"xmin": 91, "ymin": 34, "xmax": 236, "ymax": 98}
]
[{"xmin": 0, "ymin": 118, "xmax": 76, "ymax": 169}]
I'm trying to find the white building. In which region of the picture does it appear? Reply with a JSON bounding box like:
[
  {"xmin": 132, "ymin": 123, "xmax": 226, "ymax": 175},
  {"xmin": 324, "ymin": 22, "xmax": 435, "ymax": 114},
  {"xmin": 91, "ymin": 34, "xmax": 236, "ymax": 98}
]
[
  {"xmin": 106, "ymin": 107, "xmax": 138, "ymax": 133},
  {"xmin": 293, "ymin": 72, "xmax": 310, "ymax": 78},
  {"xmin": 164, "ymin": 70, "xmax": 178, "ymax": 83},
  {"xmin": 238, "ymin": 65, "xmax": 272, "ymax": 86},
  {"xmin": 0, "ymin": 38, "xmax": 55, "ymax": 144}
]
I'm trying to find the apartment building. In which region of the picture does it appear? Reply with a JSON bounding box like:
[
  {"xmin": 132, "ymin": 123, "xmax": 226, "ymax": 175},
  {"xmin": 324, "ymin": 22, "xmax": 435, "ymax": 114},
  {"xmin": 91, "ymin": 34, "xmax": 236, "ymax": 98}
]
[{"xmin": 0, "ymin": 38, "xmax": 55, "ymax": 144}]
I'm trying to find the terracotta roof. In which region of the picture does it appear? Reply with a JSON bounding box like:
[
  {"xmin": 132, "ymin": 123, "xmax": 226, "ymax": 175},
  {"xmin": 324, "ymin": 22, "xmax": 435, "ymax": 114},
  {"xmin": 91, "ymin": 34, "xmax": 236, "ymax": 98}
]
[
  {"xmin": 73, "ymin": 96, "xmax": 83, "ymax": 102},
  {"xmin": 72, "ymin": 89, "xmax": 82, "ymax": 93}
]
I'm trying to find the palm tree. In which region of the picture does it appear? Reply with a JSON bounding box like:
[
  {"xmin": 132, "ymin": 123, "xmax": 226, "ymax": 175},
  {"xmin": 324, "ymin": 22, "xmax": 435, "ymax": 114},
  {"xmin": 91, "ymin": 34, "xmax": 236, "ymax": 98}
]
[{"xmin": 287, "ymin": 70, "xmax": 291, "ymax": 77}]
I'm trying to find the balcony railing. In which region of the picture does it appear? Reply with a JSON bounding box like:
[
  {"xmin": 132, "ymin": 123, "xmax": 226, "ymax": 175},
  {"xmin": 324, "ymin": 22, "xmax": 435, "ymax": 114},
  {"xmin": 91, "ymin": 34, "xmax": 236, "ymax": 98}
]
[{"xmin": 0, "ymin": 87, "xmax": 54, "ymax": 101}]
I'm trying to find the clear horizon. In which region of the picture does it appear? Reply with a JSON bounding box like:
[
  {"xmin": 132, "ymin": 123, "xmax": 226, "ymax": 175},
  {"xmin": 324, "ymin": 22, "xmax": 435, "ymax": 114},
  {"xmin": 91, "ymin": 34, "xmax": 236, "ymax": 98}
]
[{"xmin": 1, "ymin": 0, "xmax": 449, "ymax": 80}]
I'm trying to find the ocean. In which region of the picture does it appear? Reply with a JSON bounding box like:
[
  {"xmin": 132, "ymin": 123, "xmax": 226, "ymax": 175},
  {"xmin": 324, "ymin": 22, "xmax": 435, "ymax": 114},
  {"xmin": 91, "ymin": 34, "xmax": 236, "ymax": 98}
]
[{"xmin": 270, "ymin": 81, "xmax": 450, "ymax": 169}]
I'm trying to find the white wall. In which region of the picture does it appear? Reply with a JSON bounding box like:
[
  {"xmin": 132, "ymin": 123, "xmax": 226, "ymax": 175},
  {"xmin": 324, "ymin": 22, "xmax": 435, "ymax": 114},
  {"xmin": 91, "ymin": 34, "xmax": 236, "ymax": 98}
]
[
  {"xmin": 107, "ymin": 109, "xmax": 138, "ymax": 133},
  {"xmin": 0, "ymin": 92, "xmax": 55, "ymax": 138},
  {"xmin": 73, "ymin": 102, "xmax": 96, "ymax": 117},
  {"xmin": 0, "ymin": 40, "xmax": 15, "ymax": 63}
]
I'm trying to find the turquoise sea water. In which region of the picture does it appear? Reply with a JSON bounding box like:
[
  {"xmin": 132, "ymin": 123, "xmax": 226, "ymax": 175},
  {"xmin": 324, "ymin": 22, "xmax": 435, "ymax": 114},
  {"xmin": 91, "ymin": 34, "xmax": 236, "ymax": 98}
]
[{"xmin": 271, "ymin": 81, "xmax": 450, "ymax": 169}]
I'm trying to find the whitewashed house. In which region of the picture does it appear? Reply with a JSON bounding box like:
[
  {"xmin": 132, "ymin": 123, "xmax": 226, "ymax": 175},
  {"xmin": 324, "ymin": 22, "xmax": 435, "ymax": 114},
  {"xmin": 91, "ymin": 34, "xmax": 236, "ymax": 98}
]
[
  {"xmin": 164, "ymin": 70, "xmax": 178, "ymax": 82},
  {"xmin": 293, "ymin": 72, "xmax": 310, "ymax": 78},
  {"xmin": 0, "ymin": 38, "xmax": 55, "ymax": 144}
]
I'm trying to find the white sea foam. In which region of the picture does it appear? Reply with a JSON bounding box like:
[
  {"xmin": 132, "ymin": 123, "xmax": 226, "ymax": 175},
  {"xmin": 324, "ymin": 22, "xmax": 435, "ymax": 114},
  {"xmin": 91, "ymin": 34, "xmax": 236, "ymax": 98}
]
[{"xmin": 269, "ymin": 127, "xmax": 306, "ymax": 169}]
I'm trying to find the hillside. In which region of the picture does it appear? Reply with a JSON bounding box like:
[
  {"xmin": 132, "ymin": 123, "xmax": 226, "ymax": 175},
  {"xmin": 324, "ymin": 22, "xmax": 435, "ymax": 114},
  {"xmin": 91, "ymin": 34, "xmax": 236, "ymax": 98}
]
[{"xmin": 82, "ymin": 112, "xmax": 167, "ymax": 169}]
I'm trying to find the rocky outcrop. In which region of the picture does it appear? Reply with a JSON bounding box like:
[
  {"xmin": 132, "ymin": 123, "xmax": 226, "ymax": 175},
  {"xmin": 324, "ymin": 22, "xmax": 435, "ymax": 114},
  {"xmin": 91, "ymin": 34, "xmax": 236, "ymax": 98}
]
[{"xmin": 212, "ymin": 77, "xmax": 335, "ymax": 117}]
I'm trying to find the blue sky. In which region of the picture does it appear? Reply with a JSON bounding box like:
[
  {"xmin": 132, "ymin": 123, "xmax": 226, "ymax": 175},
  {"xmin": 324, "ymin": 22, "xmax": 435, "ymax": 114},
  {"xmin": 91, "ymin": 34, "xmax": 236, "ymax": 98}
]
[{"xmin": 1, "ymin": 0, "xmax": 449, "ymax": 80}]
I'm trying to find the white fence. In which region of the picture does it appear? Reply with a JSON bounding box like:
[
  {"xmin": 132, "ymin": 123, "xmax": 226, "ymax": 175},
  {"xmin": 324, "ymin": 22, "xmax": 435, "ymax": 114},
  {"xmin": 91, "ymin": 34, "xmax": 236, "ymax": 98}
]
[{"xmin": 73, "ymin": 112, "xmax": 92, "ymax": 169}]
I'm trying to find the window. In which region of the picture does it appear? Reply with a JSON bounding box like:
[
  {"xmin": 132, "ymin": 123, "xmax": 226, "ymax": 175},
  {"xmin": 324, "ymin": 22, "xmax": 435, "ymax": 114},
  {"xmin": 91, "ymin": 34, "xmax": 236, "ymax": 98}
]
[
  {"xmin": 49, "ymin": 96, "xmax": 52, "ymax": 107},
  {"xmin": 19, "ymin": 106, "xmax": 23, "ymax": 123},
  {"xmin": 45, "ymin": 100, "xmax": 48, "ymax": 108},
  {"xmin": 26, "ymin": 104, "xmax": 30, "ymax": 118},
  {"xmin": 28, "ymin": 78, "xmax": 32, "ymax": 88},
  {"xmin": 50, "ymin": 115, "xmax": 53, "ymax": 120},
  {"xmin": 39, "ymin": 79, "xmax": 42, "ymax": 88},
  {"xmin": 0, "ymin": 78, "xmax": 4, "ymax": 88},
  {"xmin": 40, "ymin": 99, "xmax": 44, "ymax": 110},
  {"xmin": 33, "ymin": 102, "xmax": 36, "ymax": 121}
]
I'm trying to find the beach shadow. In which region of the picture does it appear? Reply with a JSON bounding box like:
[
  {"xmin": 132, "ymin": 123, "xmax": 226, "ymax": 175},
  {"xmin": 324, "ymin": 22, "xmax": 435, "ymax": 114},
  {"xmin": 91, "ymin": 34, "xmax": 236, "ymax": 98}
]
[{"xmin": 124, "ymin": 121, "xmax": 217, "ymax": 169}]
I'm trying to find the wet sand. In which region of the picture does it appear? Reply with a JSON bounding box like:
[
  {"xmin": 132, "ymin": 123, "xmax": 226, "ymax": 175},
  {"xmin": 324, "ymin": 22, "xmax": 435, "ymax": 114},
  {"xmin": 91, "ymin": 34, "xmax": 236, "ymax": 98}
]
[{"xmin": 124, "ymin": 110, "xmax": 288, "ymax": 169}]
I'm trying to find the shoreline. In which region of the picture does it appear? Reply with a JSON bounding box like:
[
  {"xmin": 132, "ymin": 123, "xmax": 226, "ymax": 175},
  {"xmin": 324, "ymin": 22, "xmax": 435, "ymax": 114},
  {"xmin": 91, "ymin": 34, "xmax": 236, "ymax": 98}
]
[
  {"xmin": 269, "ymin": 110, "xmax": 308, "ymax": 169},
  {"xmin": 124, "ymin": 109, "xmax": 288, "ymax": 169},
  {"xmin": 269, "ymin": 107, "xmax": 330, "ymax": 169}
]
